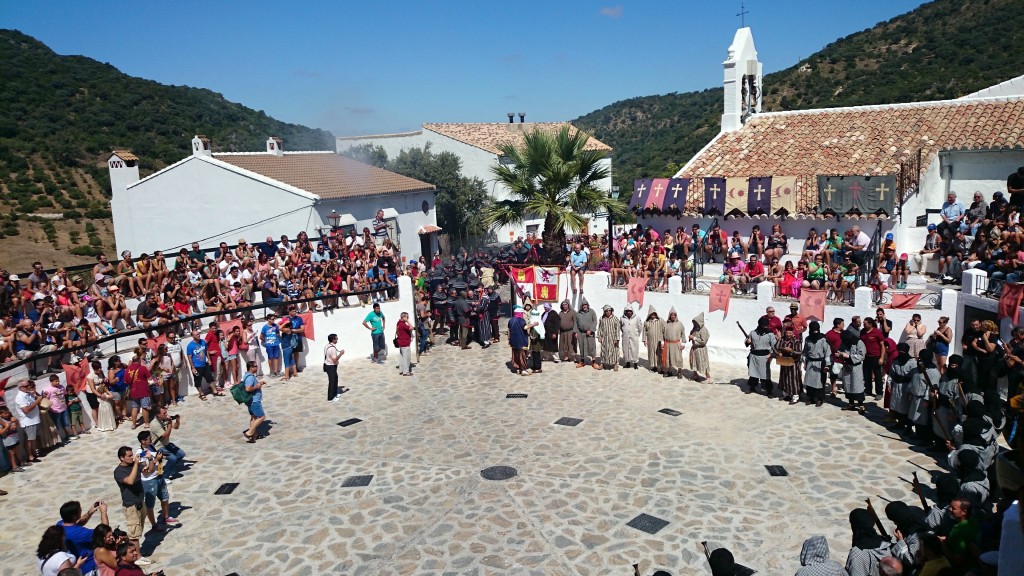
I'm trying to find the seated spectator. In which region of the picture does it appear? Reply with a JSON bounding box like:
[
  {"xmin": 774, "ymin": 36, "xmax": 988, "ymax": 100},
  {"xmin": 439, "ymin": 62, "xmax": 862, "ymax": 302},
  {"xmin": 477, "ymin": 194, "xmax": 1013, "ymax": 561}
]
[
  {"xmin": 805, "ymin": 254, "xmax": 828, "ymax": 290},
  {"xmin": 765, "ymin": 223, "xmax": 788, "ymax": 262},
  {"xmin": 36, "ymin": 525, "xmax": 86, "ymax": 576},
  {"xmin": 794, "ymin": 535, "xmax": 845, "ymax": 576},
  {"xmin": 744, "ymin": 254, "xmax": 765, "ymax": 294},
  {"xmin": 938, "ymin": 192, "xmax": 966, "ymax": 239},
  {"xmin": 964, "ymin": 192, "xmax": 987, "ymax": 235}
]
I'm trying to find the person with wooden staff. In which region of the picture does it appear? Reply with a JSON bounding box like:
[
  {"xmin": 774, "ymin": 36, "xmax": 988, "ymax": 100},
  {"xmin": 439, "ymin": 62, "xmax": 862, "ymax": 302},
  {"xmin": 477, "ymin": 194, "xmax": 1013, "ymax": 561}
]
[
  {"xmin": 744, "ymin": 316, "xmax": 777, "ymax": 395},
  {"xmin": 907, "ymin": 349, "xmax": 938, "ymax": 440},
  {"xmin": 931, "ymin": 353, "xmax": 962, "ymax": 450},
  {"xmin": 844, "ymin": 507, "xmax": 892, "ymax": 576}
]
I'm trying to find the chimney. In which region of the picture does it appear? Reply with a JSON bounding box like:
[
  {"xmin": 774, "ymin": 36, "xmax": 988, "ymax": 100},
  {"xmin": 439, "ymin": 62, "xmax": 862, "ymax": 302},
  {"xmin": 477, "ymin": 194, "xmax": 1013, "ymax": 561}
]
[
  {"xmin": 507, "ymin": 112, "xmax": 514, "ymax": 124},
  {"xmin": 107, "ymin": 150, "xmax": 141, "ymax": 197},
  {"xmin": 721, "ymin": 27, "xmax": 762, "ymax": 133},
  {"xmin": 518, "ymin": 112, "xmax": 525, "ymax": 123},
  {"xmin": 267, "ymin": 136, "xmax": 284, "ymax": 156},
  {"xmin": 191, "ymin": 135, "xmax": 211, "ymax": 157}
]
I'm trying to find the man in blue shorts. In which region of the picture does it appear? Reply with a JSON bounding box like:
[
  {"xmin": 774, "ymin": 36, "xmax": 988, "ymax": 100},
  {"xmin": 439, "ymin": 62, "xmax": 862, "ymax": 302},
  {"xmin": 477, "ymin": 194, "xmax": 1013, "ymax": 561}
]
[
  {"xmin": 241, "ymin": 361, "xmax": 265, "ymax": 443},
  {"xmin": 287, "ymin": 306, "xmax": 305, "ymax": 372},
  {"xmin": 260, "ymin": 313, "xmax": 282, "ymax": 377},
  {"xmin": 185, "ymin": 331, "xmax": 216, "ymax": 400},
  {"xmin": 362, "ymin": 302, "xmax": 386, "ymax": 364}
]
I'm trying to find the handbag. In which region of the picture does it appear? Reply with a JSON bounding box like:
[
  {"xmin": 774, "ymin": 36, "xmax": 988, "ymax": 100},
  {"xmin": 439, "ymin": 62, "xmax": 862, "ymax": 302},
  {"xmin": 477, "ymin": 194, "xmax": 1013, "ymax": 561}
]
[
  {"xmin": 393, "ymin": 337, "xmax": 400, "ymax": 348},
  {"xmin": 830, "ymin": 362, "xmax": 843, "ymax": 377}
]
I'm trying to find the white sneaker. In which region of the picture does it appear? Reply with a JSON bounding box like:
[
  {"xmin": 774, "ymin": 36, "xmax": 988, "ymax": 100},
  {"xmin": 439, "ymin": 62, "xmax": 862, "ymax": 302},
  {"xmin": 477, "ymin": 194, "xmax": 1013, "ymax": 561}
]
[{"xmin": 137, "ymin": 557, "xmax": 153, "ymax": 566}]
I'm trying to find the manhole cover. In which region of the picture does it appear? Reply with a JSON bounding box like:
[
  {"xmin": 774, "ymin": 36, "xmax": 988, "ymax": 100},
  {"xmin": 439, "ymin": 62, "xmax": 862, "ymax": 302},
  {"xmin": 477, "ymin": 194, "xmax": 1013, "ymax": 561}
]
[
  {"xmin": 214, "ymin": 483, "xmax": 239, "ymax": 495},
  {"xmin": 337, "ymin": 418, "xmax": 362, "ymax": 427},
  {"xmin": 765, "ymin": 465, "xmax": 789, "ymax": 477},
  {"xmin": 480, "ymin": 466, "xmax": 518, "ymax": 481},
  {"xmin": 626, "ymin": 513, "xmax": 670, "ymax": 534},
  {"xmin": 554, "ymin": 417, "xmax": 583, "ymax": 427},
  {"xmin": 658, "ymin": 408, "xmax": 682, "ymax": 416},
  {"xmin": 342, "ymin": 475, "xmax": 374, "ymax": 487}
]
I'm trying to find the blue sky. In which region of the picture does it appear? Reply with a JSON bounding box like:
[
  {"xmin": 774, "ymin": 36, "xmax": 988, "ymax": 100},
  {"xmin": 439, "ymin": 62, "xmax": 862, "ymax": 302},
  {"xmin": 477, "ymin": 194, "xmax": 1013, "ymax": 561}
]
[{"xmin": 2, "ymin": 0, "xmax": 926, "ymax": 136}]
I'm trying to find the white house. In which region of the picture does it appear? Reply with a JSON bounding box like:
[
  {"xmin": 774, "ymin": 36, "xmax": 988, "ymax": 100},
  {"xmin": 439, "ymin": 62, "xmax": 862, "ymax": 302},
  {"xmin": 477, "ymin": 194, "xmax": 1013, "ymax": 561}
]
[
  {"xmin": 336, "ymin": 119, "xmax": 614, "ymax": 243},
  {"xmin": 109, "ymin": 136, "xmax": 440, "ymax": 261}
]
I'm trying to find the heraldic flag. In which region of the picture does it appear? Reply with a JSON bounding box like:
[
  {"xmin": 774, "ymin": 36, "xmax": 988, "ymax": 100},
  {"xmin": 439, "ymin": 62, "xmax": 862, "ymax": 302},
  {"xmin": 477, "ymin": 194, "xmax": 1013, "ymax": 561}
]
[
  {"xmin": 703, "ymin": 177, "xmax": 726, "ymax": 215},
  {"xmin": 747, "ymin": 176, "xmax": 772, "ymax": 216},
  {"xmin": 631, "ymin": 179, "xmax": 654, "ymax": 210}
]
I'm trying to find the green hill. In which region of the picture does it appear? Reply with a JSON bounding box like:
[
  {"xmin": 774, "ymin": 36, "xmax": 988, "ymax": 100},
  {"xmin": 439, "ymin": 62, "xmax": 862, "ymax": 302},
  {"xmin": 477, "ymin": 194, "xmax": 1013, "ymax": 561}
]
[
  {"xmin": 0, "ymin": 29, "xmax": 334, "ymax": 265},
  {"xmin": 575, "ymin": 0, "xmax": 1024, "ymax": 189}
]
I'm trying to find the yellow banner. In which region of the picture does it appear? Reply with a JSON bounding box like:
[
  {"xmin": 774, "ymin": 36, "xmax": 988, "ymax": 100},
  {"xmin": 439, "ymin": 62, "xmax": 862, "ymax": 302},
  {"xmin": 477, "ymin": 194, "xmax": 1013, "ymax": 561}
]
[
  {"xmin": 771, "ymin": 176, "xmax": 798, "ymax": 215},
  {"xmin": 725, "ymin": 177, "xmax": 747, "ymax": 215}
]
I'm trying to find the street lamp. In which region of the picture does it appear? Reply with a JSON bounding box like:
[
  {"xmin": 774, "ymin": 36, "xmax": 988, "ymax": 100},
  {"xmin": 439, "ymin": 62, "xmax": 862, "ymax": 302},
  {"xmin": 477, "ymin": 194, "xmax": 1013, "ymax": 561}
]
[
  {"xmin": 327, "ymin": 210, "xmax": 341, "ymax": 229},
  {"xmin": 608, "ymin": 185, "xmax": 620, "ymax": 249}
]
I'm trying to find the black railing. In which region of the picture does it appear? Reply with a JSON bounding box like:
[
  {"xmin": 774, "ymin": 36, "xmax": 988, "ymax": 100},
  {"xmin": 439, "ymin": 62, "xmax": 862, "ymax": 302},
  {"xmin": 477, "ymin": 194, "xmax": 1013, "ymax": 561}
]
[
  {"xmin": 0, "ymin": 284, "xmax": 401, "ymax": 377},
  {"xmin": 682, "ymin": 218, "xmax": 717, "ymax": 292},
  {"xmin": 860, "ymin": 223, "xmax": 884, "ymax": 287}
]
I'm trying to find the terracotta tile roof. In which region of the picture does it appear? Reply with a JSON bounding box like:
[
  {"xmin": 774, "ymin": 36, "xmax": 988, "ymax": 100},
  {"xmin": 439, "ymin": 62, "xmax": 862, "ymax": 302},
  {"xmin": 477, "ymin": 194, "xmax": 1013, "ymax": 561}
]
[
  {"xmin": 678, "ymin": 96, "xmax": 1024, "ymax": 213},
  {"xmin": 422, "ymin": 122, "xmax": 612, "ymax": 155},
  {"xmin": 213, "ymin": 152, "xmax": 435, "ymax": 200},
  {"xmin": 417, "ymin": 225, "xmax": 442, "ymax": 234},
  {"xmin": 110, "ymin": 150, "xmax": 139, "ymax": 162}
]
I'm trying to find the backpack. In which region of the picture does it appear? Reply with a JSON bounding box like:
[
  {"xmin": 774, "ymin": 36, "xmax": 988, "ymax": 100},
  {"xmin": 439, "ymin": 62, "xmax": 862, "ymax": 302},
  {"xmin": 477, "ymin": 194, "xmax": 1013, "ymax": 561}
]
[{"xmin": 230, "ymin": 379, "xmax": 253, "ymax": 405}]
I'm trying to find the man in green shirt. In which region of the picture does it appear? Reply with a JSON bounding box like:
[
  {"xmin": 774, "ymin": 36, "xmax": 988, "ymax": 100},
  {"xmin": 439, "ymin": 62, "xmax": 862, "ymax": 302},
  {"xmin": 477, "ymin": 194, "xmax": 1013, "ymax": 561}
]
[
  {"xmin": 941, "ymin": 497, "xmax": 979, "ymax": 570},
  {"xmin": 362, "ymin": 303, "xmax": 386, "ymax": 364}
]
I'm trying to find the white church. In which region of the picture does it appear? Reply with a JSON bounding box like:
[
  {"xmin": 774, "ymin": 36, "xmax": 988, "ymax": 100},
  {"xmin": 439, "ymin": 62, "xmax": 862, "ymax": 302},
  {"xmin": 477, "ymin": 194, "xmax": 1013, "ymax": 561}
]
[
  {"xmin": 336, "ymin": 117, "xmax": 614, "ymax": 243},
  {"xmin": 109, "ymin": 136, "xmax": 441, "ymax": 260}
]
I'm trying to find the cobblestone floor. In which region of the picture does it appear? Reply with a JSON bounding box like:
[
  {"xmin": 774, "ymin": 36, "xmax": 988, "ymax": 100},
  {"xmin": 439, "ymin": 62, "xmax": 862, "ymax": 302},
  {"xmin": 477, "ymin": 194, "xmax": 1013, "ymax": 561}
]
[{"xmin": 0, "ymin": 329, "xmax": 939, "ymax": 575}]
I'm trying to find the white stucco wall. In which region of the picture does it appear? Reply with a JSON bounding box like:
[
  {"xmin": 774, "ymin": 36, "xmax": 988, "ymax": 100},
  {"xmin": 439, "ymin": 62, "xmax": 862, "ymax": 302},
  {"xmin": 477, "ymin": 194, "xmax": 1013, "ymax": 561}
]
[
  {"xmin": 942, "ymin": 150, "xmax": 1024, "ymax": 200},
  {"xmin": 114, "ymin": 157, "xmax": 315, "ymax": 255},
  {"xmin": 338, "ymin": 129, "xmax": 613, "ymax": 242},
  {"xmin": 313, "ymin": 191, "xmax": 438, "ymax": 262}
]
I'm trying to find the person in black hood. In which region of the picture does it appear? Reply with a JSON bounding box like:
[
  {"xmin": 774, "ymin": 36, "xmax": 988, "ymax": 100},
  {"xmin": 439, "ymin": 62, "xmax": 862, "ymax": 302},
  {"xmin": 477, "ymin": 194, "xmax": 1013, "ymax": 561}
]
[
  {"xmin": 801, "ymin": 321, "xmax": 831, "ymax": 407},
  {"xmin": 845, "ymin": 508, "xmax": 890, "ymax": 576},
  {"xmin": 884, "ymin": 500, "xmax": 926, "ymax": 570},
  {"xmin": 923, "ymin": 473, "xmax": 961, "ymax": 535},
  {"xmin": 954, "ymin": 449, "xmax": 990, "ymax": 514}
]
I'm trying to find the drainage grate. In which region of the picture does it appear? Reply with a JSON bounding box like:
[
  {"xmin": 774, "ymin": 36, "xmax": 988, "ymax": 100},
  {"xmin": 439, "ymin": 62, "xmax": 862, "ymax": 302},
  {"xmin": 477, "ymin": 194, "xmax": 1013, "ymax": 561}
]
[
  {"xmin": 765, "ymin": 465, "xmax": 789, "ymax": 477},
  {"xmin": 506, "ymin": 393, "xmax": 528, "ymax": 399},
  {"xmin": 658, "ymin": 408, "xmax": 682, "ymax": 416},
  {"xmin": 214, "ymin": 483, "xmax": 239, "ymax": 495},
  {"xmin": 626, "ymin": 513, "xmax": 670, "ymax": 535},
  {"xmin": 554, "ymin": 417, "xmax": 583, "ymax": 427},
  {"xmin": 342, "ymin": 475, "xmax": 374, "ymax": 487},
  {"xmin": 337, "ymin": 418, "xmax": 362, "ymax": 427},
  {"xmin": 480, "ymin": 466, "xmax": 518, "ymax": 481}
]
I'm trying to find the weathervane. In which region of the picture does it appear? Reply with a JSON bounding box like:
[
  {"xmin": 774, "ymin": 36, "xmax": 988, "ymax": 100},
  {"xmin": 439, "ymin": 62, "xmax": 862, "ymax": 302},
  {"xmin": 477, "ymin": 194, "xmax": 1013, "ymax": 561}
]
[{"xmin": 737, "ymin": 2, "xmax": 749, "ymax": 27}]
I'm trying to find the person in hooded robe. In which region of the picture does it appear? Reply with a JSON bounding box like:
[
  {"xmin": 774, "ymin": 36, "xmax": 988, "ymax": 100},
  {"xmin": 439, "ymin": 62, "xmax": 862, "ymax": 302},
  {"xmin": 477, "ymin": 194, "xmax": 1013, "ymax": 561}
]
[
  {"xmin": 951, "ymin": 400, "xmax": 997, "ymax": 459},
  {"xmin": 949, "ymin": 416, "xmax": 997, "ymax": 475},
  {"xmin": 444, "ymin": 287, "xmax": 459, "ymax": 344},
  {"xmin": 475, "ymin": 288, "xmax": 492, "ymax": 347},
  {"xmin": 662, "ymin": 307, "xmax": 685, "ymax": 379},
  {"xmin": 776, "ymin": 322, "xmax": 803, "ymax": 404},
  {"xmin": 597, "ymin": 305, "xmax": 620, "ymax": 371},
  {"xmin": 643, "ymin": 306, "xmax": 664, "ymax": 373},
  {"xmin": 557, "ymin": 299, "xmax": 576, "ymax": 362},
  {"xmin": 486, "ymin": 285, "xmax": 502, "ymax": 343},
  {"xmin": 932, "ymin": 353, "xmax": 963, "ymax": 448},
  {"xmin": 908, "ymin": 349, "xmax": 939, "ymax": 438},
  {"xmin": 541, "ymin": 303, "xmax": 561, "ymax": 363},
  {"xmin": 431, "ymin": 284, "xmax": 449, "ymax": 336},
  {"xmin": 954, "ymin": 449, "xmax": 990, "ymax": 513},
  {"xmin": 838, "ymin": 329, "xmax": 867, "ymax": 412},
  {"xmin": 923, "ymin": 473, "xmax": 961, "ymax": 536},
  {"xmin": 794, "ymin": 535, "xmax": 847, "ymax": 576},
  {"xmin": 844, "ymin": 508, "xmax": 890, "ymax": 576},
  {"xmin": 574, "ymin": 298, "xmax": 599, "ymax": 368},
  {"xmin": 801, "ymin": 321, "xmax": 832, "ymax": 407},
  {"xmin": 620, "ymin": 305, "xmax": 642, "ymax": 370},
  {"xmin": 688, "ymin": 312, "xmax": 711, "ymax": 381},
  {"xmin": 745, "ymin": 316, "xmax": 777, "ymax": 394},
  {"xmin": 884, "ymin": 501, "xmax": 926, "ymax": 572},
  {"xmin": 887, "ymin": 343, "xmax": 916, "ymax": 429},
  {"xmin": 707, "ymin": 547, "xmax": 739, "ymax": 576},
  {"xmin": 507, "ymin": 306, "xmax": 530, "ymax": 376}
]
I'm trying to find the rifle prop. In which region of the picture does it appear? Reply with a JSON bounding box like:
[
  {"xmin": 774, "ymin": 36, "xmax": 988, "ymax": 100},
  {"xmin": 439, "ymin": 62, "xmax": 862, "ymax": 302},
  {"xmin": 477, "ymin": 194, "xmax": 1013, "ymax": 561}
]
[
  {"xmin": 737, "ymin": 322, "xmax": 750, "ymax": 341},
  {"xmin": 632, "ymin": 564, "xmax": 641, "ymax": 576},
  {"xmin": 701, "ymin": 541, "xmax": 711, "ymax": 561},
  {"xmin": 911, "ymin": 471, "xmax": 928, "ymax": 509},
  {"xmin": 865, "ymin": 498, "xmax": 890, "ymax": 539}
]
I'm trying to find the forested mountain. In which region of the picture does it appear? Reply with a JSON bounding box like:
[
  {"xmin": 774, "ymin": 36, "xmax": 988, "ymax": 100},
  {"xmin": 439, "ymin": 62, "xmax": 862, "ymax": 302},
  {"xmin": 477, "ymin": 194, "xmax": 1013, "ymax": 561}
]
[
  {"xmin": 574, "ymin": 0, "xmax": 1024, "ymax": 189},
  {"xmin": 0, "ymin": 29, "xmax": 334, "ymax": 264}
]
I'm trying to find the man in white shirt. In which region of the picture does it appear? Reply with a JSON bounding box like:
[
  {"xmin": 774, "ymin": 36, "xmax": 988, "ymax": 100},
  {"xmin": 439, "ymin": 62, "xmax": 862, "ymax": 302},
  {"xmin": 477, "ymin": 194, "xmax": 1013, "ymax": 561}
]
[
  {"xmin": 845, "ymin": 226, "xmax": 872, "ymax": 267},
  {"xmin": 324, "ymin": 333, "xmax": 346, "ymax": 402},
  {"xmin": 14, "ymin": 380, "xmax": 44, "ymax": 462}
]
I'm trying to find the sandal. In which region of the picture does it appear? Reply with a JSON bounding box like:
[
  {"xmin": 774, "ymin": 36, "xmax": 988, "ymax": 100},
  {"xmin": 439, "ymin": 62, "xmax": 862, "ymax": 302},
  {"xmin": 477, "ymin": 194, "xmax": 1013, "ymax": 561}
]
[{"xmin": 198, "ymin": 394, "xmax": 208, "ymax": 401}]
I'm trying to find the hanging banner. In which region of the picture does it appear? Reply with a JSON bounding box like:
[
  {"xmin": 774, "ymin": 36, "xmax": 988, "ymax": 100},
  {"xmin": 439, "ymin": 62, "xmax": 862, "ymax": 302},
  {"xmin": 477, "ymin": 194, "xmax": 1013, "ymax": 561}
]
[
  {"xmin": 747, "ymin": 176, "xmax": 772, "ymax": 216},
  {"xmin": 645, "ymin": 178, "xmax": 670, "ymax": 211},
  {"xmin": 709, "ymin": 283, "xmax": 732, "ymax": 316},
  {"xmin": 630, "ymin": 179, "xmax": 654, "ymax": 210},
  {"xmin": 817, "ymin": 176, "xmax": 855, "ymax": 215},
  {"xmin": 771, "ymin": 176, "xmax": 798, "ymax": 215},
  {"xmin": 817, "ymin": 175, "xmax": 897, "ymax": 215},
  {"xmin": 855, "ymin": 175, "xmax": 897, "ymax": 216},
  {"xmin": 627, "ymin": 277, "xmax": 647, "ymax": 308},
  {"xmin": 703, "ymin": 177, "xmax": 726, "ymax": 216},
  {"xmin": 534, "ymin": 267, "xmax": 560, "ymax": 302},
  {"xmin": 725, "ymin": 177, "xmax": 747, "ymax": 216},
  {"xmin": 799, "ymin": 290, "xmax": 827, "ymax": 322}
]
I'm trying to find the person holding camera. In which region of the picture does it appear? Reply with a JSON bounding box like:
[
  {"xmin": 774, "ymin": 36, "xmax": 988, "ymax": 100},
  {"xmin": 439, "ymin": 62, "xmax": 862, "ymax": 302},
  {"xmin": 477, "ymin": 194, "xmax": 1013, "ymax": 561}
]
[
  {"xmin": 56, "ymin": 500, "xmax": 109, "ymax": 575},
  {"xmin": 112, "ymin": 446, "xmax": 152, "ymax": 566},
  {"xmin": 148, "ymin": 406, "xmax": 186, "ymax": 479},
  {"xmin": 137, "ymin": 431, "xmax": 177, "ymax": 531}
]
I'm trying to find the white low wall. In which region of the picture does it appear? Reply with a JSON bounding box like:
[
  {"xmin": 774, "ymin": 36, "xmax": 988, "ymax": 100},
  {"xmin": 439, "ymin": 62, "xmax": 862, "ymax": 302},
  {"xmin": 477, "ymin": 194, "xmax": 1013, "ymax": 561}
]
[{"xmin": 552, "ymin": 272, "xmax": 959, "ymax": 366}]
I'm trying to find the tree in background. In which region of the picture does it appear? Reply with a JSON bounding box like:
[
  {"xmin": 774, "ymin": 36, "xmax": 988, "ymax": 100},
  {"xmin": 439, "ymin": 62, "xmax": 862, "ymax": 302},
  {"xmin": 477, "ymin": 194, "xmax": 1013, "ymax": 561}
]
[
  {"xmin": 341, "ymin": 144, "xmax": 490, "ymax": 246},
  {"xmin": 484, "ymin": 125, "xmax": 624, "ymax": 262}
]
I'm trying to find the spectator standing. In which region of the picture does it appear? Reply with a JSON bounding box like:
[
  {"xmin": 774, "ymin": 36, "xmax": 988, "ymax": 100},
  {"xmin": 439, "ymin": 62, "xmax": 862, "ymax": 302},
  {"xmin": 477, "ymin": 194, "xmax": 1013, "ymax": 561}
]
[
  {"xmin": 860, "ymin": 318, "xmax": 887, "ymax": 401},
  {"xmin": 124, "ymin": 350, "xmax": 152, "ymax": 430},
  {"xmin": 14, "ymin": 379, "xmax": 44, "ymax": 462},
  {"xmin": 112, "ymin": 446, "xmax": 151, "ymax": 565},
  {"xmin": 42, "ymin": 374, "xmax": 74, "ymax": 442},
  {"xmin": 57, "ymin": 500, "xmax": 109, "ymax": 575},
  {"xmin": 148, "ymin": 406, "xmax": 186, "ymax": 479},
  {"xmin": 260, "ymin": 314, "xmax": 282, "ymax": 377},
  {"xmin": 397, "ymin": 312, "xmax": 413, "ymax": 376},
  {"xmin": 185, "ymin": 331, "xmax": 216, "ymax": 400},
  {"xmin": 136, "ymin": 431, "xmax": 176, "ymax": 531},
  {"xmin": 287, "ymin": 306, "xmax": 305, "ymax": 372},
  {"xmin": 324, "ymin": 334, "xmax": 345, "ymax": 402},
  {"xmin": 371, "ymin": 209, "xmax": 390, "ymax": 245},
  {"xmin": 362, "ymin": 303, "xmax": 386, "ymax": 364},
  {"xmin": 241, "ymin": 361, "xmax": 265, "ymax": 443}
]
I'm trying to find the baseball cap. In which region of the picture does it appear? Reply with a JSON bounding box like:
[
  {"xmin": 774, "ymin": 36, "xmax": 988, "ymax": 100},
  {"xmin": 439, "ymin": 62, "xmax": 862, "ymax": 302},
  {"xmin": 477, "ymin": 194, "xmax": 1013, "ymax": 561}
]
[
  {"xmin": 8, "ymin": 274, "xmax": 18, "ymax": 281},
  {"xmin": 927, "ymin": 224, "xmax": 937, "ymax": 230},
  {"xmin": 885, "ymin": 232, "xmax": 894, "ymax": 240}
]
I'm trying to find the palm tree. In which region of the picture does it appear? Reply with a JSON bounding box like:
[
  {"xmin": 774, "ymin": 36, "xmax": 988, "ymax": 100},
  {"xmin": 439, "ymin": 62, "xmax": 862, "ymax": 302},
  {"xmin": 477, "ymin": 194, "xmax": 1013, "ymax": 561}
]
[{"xmin": 484, "ymin": 125, "xmax": 625, "ymax": 262}]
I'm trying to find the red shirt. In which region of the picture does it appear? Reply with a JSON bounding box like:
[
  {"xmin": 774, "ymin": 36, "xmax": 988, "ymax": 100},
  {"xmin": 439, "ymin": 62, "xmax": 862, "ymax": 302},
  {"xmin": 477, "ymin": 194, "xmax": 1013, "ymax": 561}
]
[
  {"xmin": 124, "ymin": 362, "xmax": 152, "ymax": 400},
  {"xmin": 825, "ymin": 329, "xmax": 843, "ymax": 360},
  {"xmin": 396, "ymin": 320, "xmax": 413, "ymax": 347},
  {"xmin": 760, "ymin": 315, "xmax": 783, "ymax": 336},
  {"xmin": 860, "ymin": 327, "xmax": 885, "ymax": 357},
  {"xmin": 205, "ymin": 330, "xmax": 221, "ymax": 358},
  {"xmin": 746, "ymin": 261, "xmax": 765, "ymax": 276}
]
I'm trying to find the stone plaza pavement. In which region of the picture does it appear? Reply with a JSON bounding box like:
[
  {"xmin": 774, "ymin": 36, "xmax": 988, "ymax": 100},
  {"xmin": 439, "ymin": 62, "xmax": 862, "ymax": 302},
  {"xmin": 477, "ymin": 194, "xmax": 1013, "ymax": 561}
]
[{"xmin": 0, "ymin": 335, "xmax": 939, "ymax": 575}]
